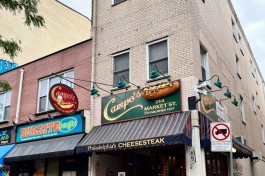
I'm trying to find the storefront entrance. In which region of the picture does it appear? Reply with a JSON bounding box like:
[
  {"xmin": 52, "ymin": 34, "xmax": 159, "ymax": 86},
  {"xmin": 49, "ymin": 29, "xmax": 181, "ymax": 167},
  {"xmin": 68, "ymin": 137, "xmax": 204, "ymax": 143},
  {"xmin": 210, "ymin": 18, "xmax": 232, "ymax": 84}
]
[
  {"xmin": 99, "ymin": 145, "xmax": 186, "ymax": 176},
  {"xmin": 205, "ymin": 150, "xmax": 228, "ymax": 176}
]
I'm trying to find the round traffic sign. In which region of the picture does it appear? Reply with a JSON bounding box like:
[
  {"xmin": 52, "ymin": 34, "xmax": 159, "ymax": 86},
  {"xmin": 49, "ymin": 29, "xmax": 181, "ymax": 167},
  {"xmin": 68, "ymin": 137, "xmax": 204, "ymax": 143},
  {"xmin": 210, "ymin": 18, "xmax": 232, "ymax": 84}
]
[{"xmin": 212, "ymin": 123, "xmax": 230, "ymax": 141}]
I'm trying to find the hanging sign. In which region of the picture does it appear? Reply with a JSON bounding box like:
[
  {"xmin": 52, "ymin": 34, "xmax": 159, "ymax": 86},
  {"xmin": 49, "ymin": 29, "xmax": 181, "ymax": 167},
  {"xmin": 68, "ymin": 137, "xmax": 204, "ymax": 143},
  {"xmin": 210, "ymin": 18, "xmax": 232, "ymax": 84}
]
[
  {"xmin": 49, "ymin": 83, "xmax": 79, "ymax": 115},
  {"xmin": 101, "ymin": 80, "xmax": 181, "ymax": 124},
  {"xmin": 210, "ymin": 122, "xmax": 232, "ymax": 152},
  {"xmin": 0, "ymin": 128, "xmax": 11, "ymax": 144},
  {"xmin": 16, "ymin": 114, "xmax": 83, "ymax": 142}
]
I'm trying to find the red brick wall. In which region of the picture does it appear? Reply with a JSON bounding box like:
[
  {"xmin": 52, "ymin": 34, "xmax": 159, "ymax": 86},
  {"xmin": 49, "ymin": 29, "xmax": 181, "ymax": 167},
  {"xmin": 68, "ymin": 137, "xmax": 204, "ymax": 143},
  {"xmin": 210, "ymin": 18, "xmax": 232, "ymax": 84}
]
[{"xmin": 0, "ymin": 40, "xmax": 92, "ymax": 128}]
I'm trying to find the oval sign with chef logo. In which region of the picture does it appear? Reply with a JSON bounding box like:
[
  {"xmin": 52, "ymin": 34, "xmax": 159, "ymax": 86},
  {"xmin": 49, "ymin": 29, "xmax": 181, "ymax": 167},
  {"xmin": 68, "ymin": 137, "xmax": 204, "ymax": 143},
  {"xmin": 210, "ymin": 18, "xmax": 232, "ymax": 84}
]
[{"xmin": 49, "ymin": 83, "xmax": 78, "ymax": 115}]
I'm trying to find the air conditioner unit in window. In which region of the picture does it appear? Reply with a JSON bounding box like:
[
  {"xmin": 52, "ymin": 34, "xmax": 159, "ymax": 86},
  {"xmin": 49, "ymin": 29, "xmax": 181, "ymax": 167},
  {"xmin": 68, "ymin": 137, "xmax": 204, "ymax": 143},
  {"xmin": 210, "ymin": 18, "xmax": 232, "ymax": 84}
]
[
  {"xmin": 236, "ymin": 136, "xmax": 247, "ymax": 145},
  {"xmin": 252, "ymin": 151, "xmax": 262, "ymax": 160}
]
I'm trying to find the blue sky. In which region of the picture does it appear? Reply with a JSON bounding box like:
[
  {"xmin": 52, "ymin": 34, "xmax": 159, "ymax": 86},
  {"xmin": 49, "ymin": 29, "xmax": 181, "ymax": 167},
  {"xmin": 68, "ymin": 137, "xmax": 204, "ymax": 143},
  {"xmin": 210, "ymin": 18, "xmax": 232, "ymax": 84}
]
[{"xmin": 58, "ymin": 0, "xmax": 265, "ymax": 79}]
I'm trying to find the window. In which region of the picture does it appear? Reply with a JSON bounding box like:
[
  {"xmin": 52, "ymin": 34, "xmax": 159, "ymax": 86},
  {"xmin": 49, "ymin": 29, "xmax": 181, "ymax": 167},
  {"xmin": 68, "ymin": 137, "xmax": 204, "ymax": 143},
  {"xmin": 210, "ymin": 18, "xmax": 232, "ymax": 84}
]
[
  {"xmin": 252, "ymin": 95, "xmax": 256, "ymax": 113},
  {"xmin": 148, "ymin": 38, "xmax": 168, "ymax": 79},
  {"xmin": 239, "ymin": 34, "xmax": 243, "ymax": 54},
  {"xmin": 113, "ymin": 52, "xmax": 129, "ymax": 87},
  {"xmin": 38, "ymin": 70, "xmax": 74, "ymax": 113},
  {"xmin": 262, "ymin": 125, "xmax": 265, "ymax": 144},
  {"xmin": 0, "ymin": 91, "xmax": 11, "ymax": 122},
  {"xmin": 240, "ymin": 95, "xmax": 245, "ymax": 124},
  {"xmin": 232, "ymin": 19, "xmax": 238, "ymax": 41},
  {"xmin": 236, "ymin": 55, "xmax": 241, "ymax": 78},
  {"xmin": 200, "ymin": 45, "xmax": 210, "ymax": 82},
  {"xmin": 112, "ymin": 0, "xmax": 126, "ymax": 5}
]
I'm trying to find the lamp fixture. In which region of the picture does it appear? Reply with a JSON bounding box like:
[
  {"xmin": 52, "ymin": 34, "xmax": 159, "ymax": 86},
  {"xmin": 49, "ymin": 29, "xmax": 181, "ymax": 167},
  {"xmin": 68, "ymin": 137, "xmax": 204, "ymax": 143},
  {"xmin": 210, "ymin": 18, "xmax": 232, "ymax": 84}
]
[
  {"xmin": 90, "ymin": 83, "xmax": 99, "ymax": 95},
  {"xmin": 121, "ymin": 75, "xmax": 140, "ymax": 89},
  {"xmin": 231, "ymin": 95, "xmax": 238, "ymax": 106},
  {"xmin": 28, "ymin": 113, "xmax": 35, "ymax": 123},
  {"xmin": 150, "ymin": 65, "xmax": 160, "ymax": 79},
  {"xmin": 117, "ymin": 78, "xmax": 126, "ymax": 89},
  {"xmin": 201, "ymin": 75, "xmax": 222, "ymax": 88},
  {"xmin": 218, "ymin": 95, "xmax": 238, "ymax": 107},
  {"xmin": 150, "ymin": 65, "xmax": 171, "ymax": 81}
]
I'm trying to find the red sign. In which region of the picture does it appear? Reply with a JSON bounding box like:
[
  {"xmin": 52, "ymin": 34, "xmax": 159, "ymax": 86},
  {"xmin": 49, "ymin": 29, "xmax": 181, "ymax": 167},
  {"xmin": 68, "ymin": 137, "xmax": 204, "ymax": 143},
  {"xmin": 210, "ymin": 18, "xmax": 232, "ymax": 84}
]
[
  {"xmin": 211, "ymin": 123, "xmax": 230, "ymax": 141},
  {"xmin": 49, "ymin": 84, "xmax": 78, "ymax": 115}
]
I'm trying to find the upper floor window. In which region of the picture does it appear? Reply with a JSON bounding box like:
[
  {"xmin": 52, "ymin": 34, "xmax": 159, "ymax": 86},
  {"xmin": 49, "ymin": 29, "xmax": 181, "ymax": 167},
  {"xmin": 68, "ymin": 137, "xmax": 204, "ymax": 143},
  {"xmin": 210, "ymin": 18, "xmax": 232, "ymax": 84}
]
[
  {"xmin": 38, "ymin": 70, "xmax": 74, "ymax": 113},
  {"xmin": 240, "ymin": 95, "xmax": 245, "ymax": 124},
  {"xmin": 113, "ymin": 52, "xmax": 129, "ymax": 87},
  {"xmin": 252, "ymin": 95, "xmax": 256, "ymax": 113},
  {"xmin": 236, "ymin": 55, "xmax": 241, "ymax": 78},
  {"xmin": 200, "ymin": 45, "xmax": 210, "ymax": 82},
  {"xmin": 239, "ymin": 34, "xmax": 243, "ymax": 54},
  {"xmin": 112, "ymin": 0, "xmax": 126, "ymax": 5},
  {"xmin": 262, "ymin": 125, "xmax": 265, "ymax": 144},
  {"xmin": 232, "ymin": 19, "xmax": 238, "ymax": 41},
  {"xmin": 147, "ymin": 38, "xmax": 168, "ymax": 80},
  {"xmin": 0, "ymin": 91, "xmax": 11, "ymax": 122}
]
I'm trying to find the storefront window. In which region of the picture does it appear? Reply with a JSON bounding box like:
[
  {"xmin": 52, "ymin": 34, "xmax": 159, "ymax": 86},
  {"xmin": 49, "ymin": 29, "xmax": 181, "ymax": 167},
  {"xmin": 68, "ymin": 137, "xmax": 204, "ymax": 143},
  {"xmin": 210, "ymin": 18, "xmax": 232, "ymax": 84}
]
[
  {"xmin": 205, "ymin": 150, "xmax": 228, "ymax": 176},
  {"xmin": 34, "ymin": 159, "xmax": 45, "ymax": 176},
  {"xmin": 46, "ymin": 158, "xmax": 59, "ymax": 176}
]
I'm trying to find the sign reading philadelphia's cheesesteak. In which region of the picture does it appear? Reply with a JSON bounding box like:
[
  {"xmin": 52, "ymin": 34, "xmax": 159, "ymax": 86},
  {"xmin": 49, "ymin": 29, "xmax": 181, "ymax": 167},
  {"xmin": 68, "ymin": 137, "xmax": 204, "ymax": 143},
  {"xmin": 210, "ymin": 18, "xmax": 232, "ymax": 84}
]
[
  {"xmin": 16, "ymin": 114, "xmax": 83, "ymax": 142},
  {"xmin": 101, "ymin": 80, "xmax": 181, "ymax": 124}
]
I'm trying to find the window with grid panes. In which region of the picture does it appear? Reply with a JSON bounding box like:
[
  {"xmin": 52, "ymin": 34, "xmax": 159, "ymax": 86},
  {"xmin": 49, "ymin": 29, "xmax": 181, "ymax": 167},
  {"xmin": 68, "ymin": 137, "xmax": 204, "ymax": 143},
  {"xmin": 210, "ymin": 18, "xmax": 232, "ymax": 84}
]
[
  {"xmin": 148, "ymin": 39, "xmax": 168, "ymax": 79},
  {"xmin": 113, "ymin": 52, "xmax": 129, "ymax": 87},
  {"xmin": 38, "ymin": 70, "xmax": 74, "ymax": 113},
  {"xmin": 0, "ymin": 91, "xmax": 11, "ymax": 122}
]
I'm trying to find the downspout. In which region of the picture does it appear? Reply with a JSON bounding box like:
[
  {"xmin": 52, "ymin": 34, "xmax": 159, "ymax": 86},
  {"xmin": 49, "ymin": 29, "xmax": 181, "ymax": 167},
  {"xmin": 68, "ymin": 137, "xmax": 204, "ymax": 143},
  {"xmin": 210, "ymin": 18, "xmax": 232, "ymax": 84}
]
[{"xmin": 15, "ymin": 68, "xmax": 24, "ymax": 123}]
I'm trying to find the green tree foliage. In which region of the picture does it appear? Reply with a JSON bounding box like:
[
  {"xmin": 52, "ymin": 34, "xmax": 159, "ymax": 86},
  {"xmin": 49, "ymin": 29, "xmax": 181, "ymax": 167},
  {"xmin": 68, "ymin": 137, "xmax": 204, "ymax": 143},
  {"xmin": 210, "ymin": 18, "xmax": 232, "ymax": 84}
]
[
  {"xmin": 0, "ymin": 0, "xmax": 45, "ymax": 58},
  {"xmin": 0, "ymin": 0, "xmax": 45, "ymax": 91}
]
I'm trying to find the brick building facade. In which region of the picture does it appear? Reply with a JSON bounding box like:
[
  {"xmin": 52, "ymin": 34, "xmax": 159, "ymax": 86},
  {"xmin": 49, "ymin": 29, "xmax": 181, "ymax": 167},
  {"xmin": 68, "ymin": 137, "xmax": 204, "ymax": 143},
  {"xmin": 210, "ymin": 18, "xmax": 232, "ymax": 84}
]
[
  {"xmin": 0, "ymin": 40, "xmax": 92, "ymax": 175},
  {"xmin": 84, "ymin": 0, "xmax": 265, "ymax": 175}
]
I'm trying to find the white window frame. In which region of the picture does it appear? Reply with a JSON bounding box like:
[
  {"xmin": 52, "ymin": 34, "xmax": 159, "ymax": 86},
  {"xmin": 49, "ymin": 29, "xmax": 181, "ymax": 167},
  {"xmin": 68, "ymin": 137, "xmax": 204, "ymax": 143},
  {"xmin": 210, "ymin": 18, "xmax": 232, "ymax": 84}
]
[
  {"xmin": 112, "ymin": 50, "xmax": 130, "ymax": 88},
  {"xmin": 252, "ymin": 95, "xmax": 256, "ymax": 113},
  {"xmin": 200, "ymin": 45, "xmax": 210, "ymax": 83},
  {"xmin": 232, "ymin": 18, "xmax": 238, "ymax": 41},
  {"xmin": 146, "ymin": 38, "xmax": 169, "ymax": 80},
  {"xmin": 262, "ymin": 125, "xmax": 265, "ymax": 144},
  {"xmin": 37, "ymin": 70, "xmax": 74, "ymax": 113},
  {"xmin": 239, "ymin": 34, "xmax": 243, "ymax": 53},
  {"xmin": 0, "ymin": 91, "xmax": 11, "ymax": 122},
  {"xmin": 231, "ymin": 18, "xmax": 237, "ymax": 41},
  {"xmin": 240, "ymin": 96, "xmax": 246, "ymax": 124},
  {"xmin": 236, "ymin": 55, "xmax": 241, "ymax": 77}
]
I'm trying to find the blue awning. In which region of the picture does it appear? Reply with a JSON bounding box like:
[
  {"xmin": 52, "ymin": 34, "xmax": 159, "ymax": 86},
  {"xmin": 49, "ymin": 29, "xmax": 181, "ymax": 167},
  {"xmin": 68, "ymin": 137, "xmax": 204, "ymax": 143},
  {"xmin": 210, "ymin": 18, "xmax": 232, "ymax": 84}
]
[{"xmin": 0, "ymin": 144, "xmax": 15, "ymax": 165}]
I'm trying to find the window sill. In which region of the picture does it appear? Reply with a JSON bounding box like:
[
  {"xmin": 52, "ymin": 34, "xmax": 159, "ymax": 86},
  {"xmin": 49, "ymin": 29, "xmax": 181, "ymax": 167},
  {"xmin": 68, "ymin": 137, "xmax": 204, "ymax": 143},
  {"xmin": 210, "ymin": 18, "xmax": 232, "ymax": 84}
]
[
  {"xmin": 34, "ymin": 109, "xmax": 57, "ymax": 117},
  {"xmin": 0, "ymin": 120, "xmax": 9, "ymax": 124},
  {"xmin": 111, "ymin": 84, "xmax": 131, "ymax": 92},
  {"xmin": 111, "ymin": 0, "xmax": 127, "ymax": 7},
  {"xmin": 147, "ymin": 75, "xmax": 171, "ymax": 83}
]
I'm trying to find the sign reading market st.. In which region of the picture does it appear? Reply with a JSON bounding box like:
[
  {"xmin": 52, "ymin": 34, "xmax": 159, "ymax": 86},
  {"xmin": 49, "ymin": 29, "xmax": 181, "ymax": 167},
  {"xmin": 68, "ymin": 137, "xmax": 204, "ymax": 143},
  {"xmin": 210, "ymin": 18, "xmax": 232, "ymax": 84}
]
[
  {"xmin": 16, "ymin": 114, "xmax": 83, "ymax": 142},
  {"xmin": 102, "ymin": 80, "xmax": 181, "ymax": 124},
  {"xmin": 49, "ymin": 83, "xmax": 79, "ymax": 115}
]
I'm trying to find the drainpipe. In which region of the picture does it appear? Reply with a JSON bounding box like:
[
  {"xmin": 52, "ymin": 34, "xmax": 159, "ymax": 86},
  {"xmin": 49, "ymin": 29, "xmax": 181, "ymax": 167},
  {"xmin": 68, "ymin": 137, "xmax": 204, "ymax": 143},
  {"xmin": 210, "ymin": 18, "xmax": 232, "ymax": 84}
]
[{"xmin": 15, "ymin": 68, "xmax": 24, "ymax": 123}]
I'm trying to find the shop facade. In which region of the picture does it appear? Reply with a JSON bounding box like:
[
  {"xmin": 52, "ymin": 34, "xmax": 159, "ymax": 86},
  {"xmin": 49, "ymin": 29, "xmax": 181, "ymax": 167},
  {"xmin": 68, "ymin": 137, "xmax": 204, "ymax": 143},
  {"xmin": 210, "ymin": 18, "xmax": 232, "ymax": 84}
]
[
  {"xmin": 0, "ymin": 127, "xmax": 15, "ymax": 175},
  {"xmin": 77, "ymin": 80, "xmax": 196, "ymax": 176},
  {"xmin": 4, "ymin": 111, "xmax": 88, "ymax": 176}
]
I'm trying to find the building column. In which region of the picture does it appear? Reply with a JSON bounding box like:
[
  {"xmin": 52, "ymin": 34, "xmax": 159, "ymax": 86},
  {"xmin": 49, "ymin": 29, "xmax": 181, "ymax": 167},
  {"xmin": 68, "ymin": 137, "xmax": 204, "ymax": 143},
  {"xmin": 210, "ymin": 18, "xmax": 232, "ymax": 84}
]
[{"xmin": 186, "ymin": 110, "xmax": 205, "ymax": 176}]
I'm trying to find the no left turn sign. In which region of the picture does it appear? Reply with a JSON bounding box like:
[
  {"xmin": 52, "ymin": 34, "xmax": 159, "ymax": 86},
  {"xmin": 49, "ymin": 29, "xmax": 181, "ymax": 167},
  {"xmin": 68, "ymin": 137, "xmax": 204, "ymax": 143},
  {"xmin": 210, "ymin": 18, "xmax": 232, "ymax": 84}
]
[{"xmin": 210, "ymin": 122, "xmax": 231, "ymax": 142}]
